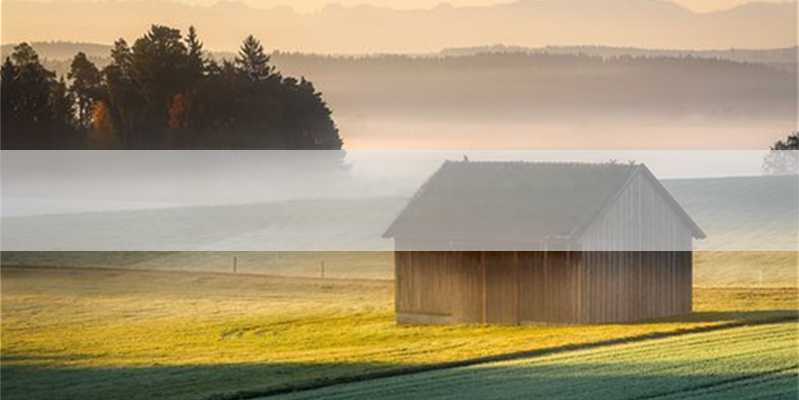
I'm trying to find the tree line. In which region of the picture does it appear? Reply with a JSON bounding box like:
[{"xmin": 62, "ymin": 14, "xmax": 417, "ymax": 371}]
[
  {"xmin": 763, "ymin": 132, "xmax": 798, "ymax": 175},
  {"xmin": 1, "ymin": 26, "xmax": 343, "ymax": 149}
]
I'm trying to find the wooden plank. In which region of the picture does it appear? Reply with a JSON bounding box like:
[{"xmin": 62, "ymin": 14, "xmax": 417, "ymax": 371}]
[{"xmin": 395, "ymin": 248, "xmax": 693, "ymax": 325}]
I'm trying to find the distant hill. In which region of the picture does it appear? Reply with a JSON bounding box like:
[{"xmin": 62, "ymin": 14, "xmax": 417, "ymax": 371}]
[
  {"xmin": 2, "ymin": 0, "xmax": 796, "ymax": 53},
  {"xmin": 1, "ymin": 175, "xmax": 796, "ymax": 252},
  {"xmin": 2, "ymin": 175, "xmax": 795, "ymax": 286},
  {"xmin": 0, "ymin": 41, "xmax": 112, "ymax": 60},
  {"xmin": 7, "ymin": 42, "xmax": 792, "ymax": 126},
  {"xmin": 1, "ymin": 40, "xmax": 794, "ymax": 148},
  {"xmin": 4, "ymin": 41, "xmax": 796, "ymax": 69},
  {"xmin": 441, "ymin": 45, "xmax": 799, "ymax": 73},
  {"xmin": 664, "ymin": 175, "xmax": 798, "ymax": 251}
]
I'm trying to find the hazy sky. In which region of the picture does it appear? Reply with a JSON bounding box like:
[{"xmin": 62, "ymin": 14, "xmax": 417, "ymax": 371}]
[{"xmin": 180, "ymin": 0, "xmax": 770, "ymax": 12}]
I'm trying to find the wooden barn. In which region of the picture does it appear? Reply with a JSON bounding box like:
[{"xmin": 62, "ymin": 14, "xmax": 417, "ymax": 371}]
[{"xmin": 384, "ymin": 161, "xmax": 705, "ymax": 325}]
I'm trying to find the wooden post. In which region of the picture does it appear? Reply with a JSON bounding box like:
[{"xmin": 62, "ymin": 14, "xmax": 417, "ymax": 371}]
[
  {"xmin": 233, "ymin": 256, "xmax": 238, "ymax": 273},
  {"xmin": 514, "ymin": 251, "xmax": 520, "ymax": 325},
  {"xmin": 321, "ymin": 261, "xmax": 326, "ymax": 279},
  {"xmin": 481, "ymin": 251, "xmax": 487, "ymax": 324}
]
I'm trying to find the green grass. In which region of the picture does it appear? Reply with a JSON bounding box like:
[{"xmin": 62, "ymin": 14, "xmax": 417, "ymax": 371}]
[
  {"xmin": 1, "ymin": 266, "xmax": 797, "ymax": 400},
  {"xmin": 275, "ymin": 322, "xmax": 799, "ymax": 400}
]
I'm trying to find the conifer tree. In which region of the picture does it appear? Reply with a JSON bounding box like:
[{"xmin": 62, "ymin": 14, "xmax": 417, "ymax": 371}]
[
  {"xmin": 68, "ymin": 52, "xmax": 102, "ymax": 128},
  {"xmin": 236, "ymin": 35, "xmax": 274, "ymax": 81}
]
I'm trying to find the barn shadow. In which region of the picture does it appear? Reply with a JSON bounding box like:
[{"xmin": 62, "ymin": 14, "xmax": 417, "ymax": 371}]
[
  {"xmin": 0, "ymin": 360, "xmax": 402, "ymax": 400},
  {"xmin": 2, "ymin": 358, "xmax": 796, "ymax": 400}
]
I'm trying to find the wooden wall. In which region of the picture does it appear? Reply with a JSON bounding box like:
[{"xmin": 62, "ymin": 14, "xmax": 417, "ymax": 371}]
[
  {"xmin": 581, "ymin": 172, "xmax": 694, "ymax": 252},
  {"xmin": 395, "ymin": 250, "xmax": 692, "ymax": 325},
  {"xmin": 579, "ymin": 251, "xmax": 692, "ymax": 323}
]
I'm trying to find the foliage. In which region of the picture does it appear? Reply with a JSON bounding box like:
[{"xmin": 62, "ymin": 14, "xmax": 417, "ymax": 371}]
[
  {"xmin": 1, "ymin": 27, "xmax": 343, "ymax": 149},
  {"xmin": 237, "ymin": 34, "xmax": 274, "ymax": 81},
  {"xmin": 90, "ymin": 100, "xmax": 117, "ymax": 149},
  {"xmin": 1, "ymin": 264, "xmax": 796, "ymax": 400},
  {"xmin": 67, "ymin": 52, "xmax": 103, "ymax": 128},
  {"xmin": 1, "ymin": 43, "xmax": 81, "ymax": 149},
  {"xmin": 763, "ymin": 132, "xmax": 799, "ymax": 175}
]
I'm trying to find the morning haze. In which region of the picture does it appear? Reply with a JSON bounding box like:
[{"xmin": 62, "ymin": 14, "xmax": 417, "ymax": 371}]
[
  {"xmin": 2, "ymin": 0, "xmax": 797, "ymax": 52},
  {"xmin": 1, "ymin": 0, "xmax": 796, "ymax": 149},
  {"xmin": 164, "ymin": 0, "xmax": 780, "ymax": 12}
]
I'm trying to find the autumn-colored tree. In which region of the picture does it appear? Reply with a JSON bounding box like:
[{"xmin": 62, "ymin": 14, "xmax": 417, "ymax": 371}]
[
  {"xmin": 3, "ymin": 27, "xmax": 343, "ymax": 150},
  {"xmin": 168, "ymin": 93, "xmax": 191, "ymax": 129},
  {"xmin": 90, "ymin": 101, "xmax": 116, "ymax": 149}
]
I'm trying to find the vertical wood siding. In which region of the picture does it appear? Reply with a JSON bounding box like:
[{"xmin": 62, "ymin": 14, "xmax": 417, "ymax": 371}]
[
  {"xmin": 396, "ymin": 250, "xmax": 692, "ymax": 325},
  {"xmin": 581, "ymin": 172, "xmax": 693, "ymax": 252},
  {"xmin": 395, "ymin": 169, "xmax": 697, "ymax": 325}
]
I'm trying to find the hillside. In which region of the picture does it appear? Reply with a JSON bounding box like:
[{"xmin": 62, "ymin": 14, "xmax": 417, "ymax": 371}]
[
  {"xmin": 664, "ymin": 175, "xmax": 798, "ymax": 251},
  {"xmin": 2, "ymin": 175, "xmax": 796, "ymax": 252}
]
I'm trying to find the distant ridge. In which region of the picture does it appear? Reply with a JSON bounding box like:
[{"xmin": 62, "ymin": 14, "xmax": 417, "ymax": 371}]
[
  {"xmin": 440, "ymin": 45, "xmax": 798, "ymax": 67},
  {"xmin": 0, "ymin": 41, "xmax": 112, "ymax": 60},
  {"xmin": 3, "ymin": 41, "xmax": 796, "ymax": 67},
  {"xmin": 2, "ymin": 0, "xmax": 796, "ymax": 52}
]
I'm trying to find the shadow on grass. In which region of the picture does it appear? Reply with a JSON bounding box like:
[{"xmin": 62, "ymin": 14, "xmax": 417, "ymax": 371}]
[
  {"xmin": 1, "ymin": 354, "xmax": 100, "ymax": 362},
  {"xmin": 0, "ymin": 361, "xmax": 401, "ymax": 400},
  {"xmin": 3, "ymin": 357, "xmax": 797, "ymax": 400},
  {"xmin": 638, "ymin": 309, "xmax": 799, "ymax": 324},
  {"xmin": 3, "ymin": 312, "xmax": 795, "ymax": 400}
]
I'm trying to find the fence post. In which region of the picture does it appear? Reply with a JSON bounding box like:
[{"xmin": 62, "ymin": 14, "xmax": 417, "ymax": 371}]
[{"xmin": 233, "ymin": 256, "xmax": 238, "ymax": 274}]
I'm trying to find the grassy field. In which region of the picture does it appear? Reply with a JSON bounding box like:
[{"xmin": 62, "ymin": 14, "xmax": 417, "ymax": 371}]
[
  {"xmin": 0, "ymin": 251, "xmax": 395, "ymax": 280},
  {"xmin": 694, "ymin": 251, "xmax": 798, "ymax": 287},
  {"xmin": 2, "ymin": 250, "xmax": 797, "ymax": 286},
  {"xmin": 1, "ymin": 266, "xmax": 797, "ymax": 400},
  {"xmin": 274, "ymin": 322, "xmax": 799, "ymax": 400}
]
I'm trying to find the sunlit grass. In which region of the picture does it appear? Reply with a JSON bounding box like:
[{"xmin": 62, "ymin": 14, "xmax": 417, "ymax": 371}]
[
  {"xmin": 3, "ymin": 250, "xmax": 797, "ymax": 286},
  {"xmin": 1, "ymin": 266, "xmax": 797, "ymax": 400},
  {"xmin": 694, "ymin": 251, "xmax": 798, "ymax": 287}
]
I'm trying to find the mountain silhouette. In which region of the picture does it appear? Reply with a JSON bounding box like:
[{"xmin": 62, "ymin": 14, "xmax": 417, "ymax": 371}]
[{"xmin": 2, "ymin": 0, "xmax": 796, "ymax": 52}]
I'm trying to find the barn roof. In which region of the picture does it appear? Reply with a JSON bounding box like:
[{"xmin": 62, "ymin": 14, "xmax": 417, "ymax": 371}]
[{"xmin": 383, "ymin": 161, "xmax": 705, "ymax": 244}]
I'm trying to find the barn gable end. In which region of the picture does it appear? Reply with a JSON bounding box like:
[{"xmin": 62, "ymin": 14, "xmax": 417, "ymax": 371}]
[{"xmin": 578, "ymin": 166, "xmax": 705, "ymax": 252}]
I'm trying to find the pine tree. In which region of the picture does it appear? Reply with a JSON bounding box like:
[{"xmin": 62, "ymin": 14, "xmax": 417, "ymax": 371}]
[
  {"xmin": 110, "ymin": 38, "xmax": 133, "ymax": 72},
  {"xmin": 236, "ymin": 35, "xmax": 273, "ymax": 81},
  {"xmin": 68, "ymin": 52, "xmax": 102, "ymax": 128},
  {"xmin": 10, "ymin": 42, "xmax": 40, "ymax": 66},
  {"xmin": 1, "ymin": 43, "xmax": 79, "ymax": 149},
  {"xmin": 2, "ymin": 26, "xmax": 343, "ymax": 150},
  {"xmin": 185, "ymin": 26, "xmax": 205, "ymax": 81}
]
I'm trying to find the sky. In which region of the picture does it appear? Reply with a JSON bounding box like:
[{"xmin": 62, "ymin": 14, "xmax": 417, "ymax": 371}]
[{"xmin": 179, "ymin": 0, "xmax": 770, "ymax": 13}]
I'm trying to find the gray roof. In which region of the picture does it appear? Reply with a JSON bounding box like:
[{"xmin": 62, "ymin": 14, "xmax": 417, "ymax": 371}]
[{"xmin": 384, "ymin": 161, "xmax": 705, "ymax": 244}]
